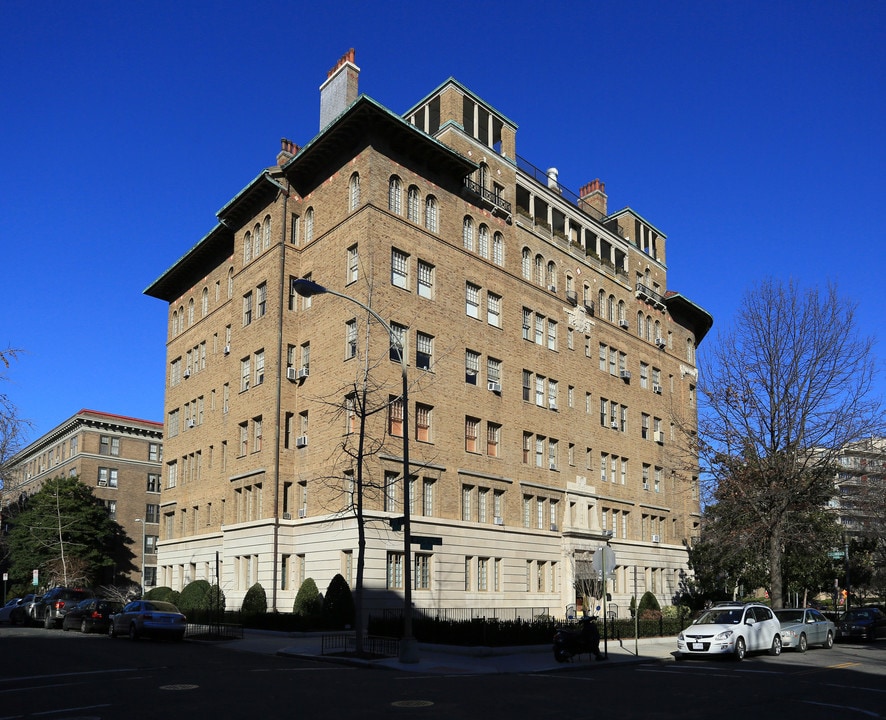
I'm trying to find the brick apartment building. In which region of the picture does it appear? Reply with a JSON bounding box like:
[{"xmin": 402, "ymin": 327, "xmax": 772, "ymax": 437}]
[
  {"xmin": 5, "ymin": 409, "xmax": 163, "ymax": 590},
  {"xmin": 145, "ymin": 51, "xmax": 712, "ymax": 616}
]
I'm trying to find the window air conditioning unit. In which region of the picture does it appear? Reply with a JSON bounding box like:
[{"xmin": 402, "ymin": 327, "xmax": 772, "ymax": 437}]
[
  {"xmin": 620, "ymin": 370, "xmax": 632, "ymax": 380},
  {"xmin": 549, "ymin": 285, "xmax": 557, "ymax": 293},
  {"xmin": 286, "ymin": 366, "xmax": 298, "ymax": 381},
  {"xmin": 493, "ymin": 516, "xmax": 504, "ymax": 526},
  {"xmin": 187, "ymin": 419, "xmax": 196, "ymax": 428},
  {"xmin": 653, "ymin": 384, "xmax": 662, "ymax": 394},
  {"xmin": 651, "ymin": 534, "xmax": 661, "ymax": 543},
  {"xmin": 549, "ymin": 402, "xmax": 558, "ymax": 411},
  {"xmin": 298, "ymin": 508, "xmax": 307, "ymax": 519},
  {"xmin": 282, "ymin": 512, "xmax": 292, "ymax": 520},
  {"xmin": 488, "ymin": 382, "xmax": 502, "ymax": 393},
  {"xmin": 656, "ymin": 338, "xmax": 667, "ymax": 348},
  {"xmin": 654, "ymin": 431, "xmax": 664, "ymax": 443},
  {"xmin": 619, "ymin": 320, "xmax": 630, "ymax": 329},
  {"xmin": 643, "ymin": 482, "xmax": 650, "ymax": 491},
  {"xmin": 296, "ymin": 435, "xmax": 308, "ymax": 448},
  {"xmin": 224, "ymin": 344, "xmax": 231, "ymax": 355},
  {"xmin": 566, "ymin": 290, "xmax": 578, "ymax": 305},
  {"xmin": 183, "ymin": 369, "xmax": 191, "ymax": 379},
  {"xmin": 550, "ymin": 523, "xmax": 558, "ymax": 532},
  {"xmin": 296, "ymin": 366, "xmax": 309, "ymax": 380},
  {"xmin": 611, "ymin": 421, "xmax": 619, "ymax": 429}
]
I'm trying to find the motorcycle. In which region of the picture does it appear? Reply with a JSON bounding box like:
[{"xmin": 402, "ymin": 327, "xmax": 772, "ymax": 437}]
[{"xmin": 553, "ymin": 615, "xmax": 604, "ymax": 662}]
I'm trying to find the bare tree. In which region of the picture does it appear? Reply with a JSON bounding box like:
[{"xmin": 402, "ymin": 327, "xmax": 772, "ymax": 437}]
[
  {"xmin": 0, "ymin": 348, "xmax": 31, "ymax": 563},
  {"xmin": 698, "ymin": 280, "xmax": 883, "ymax": 608}
]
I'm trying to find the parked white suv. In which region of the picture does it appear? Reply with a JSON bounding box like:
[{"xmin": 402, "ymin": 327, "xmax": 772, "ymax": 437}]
[{"xmin": 677, "ymin": 602, "xmax": 782, "ymax": 660}]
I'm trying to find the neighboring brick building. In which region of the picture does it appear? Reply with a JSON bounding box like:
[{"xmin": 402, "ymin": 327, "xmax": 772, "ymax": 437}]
[
  {"xmin": 4, "ymin": 409, "xmax": 163, "ymax": 590},
  {"xmin": 145, "ymin": 51, "xmax": 712, "ymax": 616}
]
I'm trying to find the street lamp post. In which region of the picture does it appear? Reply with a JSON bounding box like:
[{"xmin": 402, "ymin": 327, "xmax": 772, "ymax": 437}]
[
  {"xmin": 292, "ymin": 278, "xmax": 418, "ymax": 664},
  {"xmin": 134, "ymin": 518, "xmax": 145, "ymax": 598}
]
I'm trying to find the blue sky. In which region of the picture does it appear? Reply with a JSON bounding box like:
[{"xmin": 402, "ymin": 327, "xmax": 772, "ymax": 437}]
[{"xmin": 2, "ymin": 0, "xmax": 884, "ymax": 441}]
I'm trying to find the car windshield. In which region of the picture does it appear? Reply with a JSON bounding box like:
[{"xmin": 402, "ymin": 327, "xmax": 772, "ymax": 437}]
[
  {"xmin": 775, "ymin": 610, "xmax": 804, "ymax": 623},
  {"xmin": 694, "ymin": 608, "xmax": 743, "ymax": 625},
  {"xmin": 844, "ymin": 609, "xmax": 871, "ymax": 621}
]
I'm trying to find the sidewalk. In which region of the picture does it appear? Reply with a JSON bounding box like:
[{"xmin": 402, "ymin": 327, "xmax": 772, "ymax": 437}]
[{"xmin": 213, "ymin": 629, "xmax": 678, "ymax": 674}]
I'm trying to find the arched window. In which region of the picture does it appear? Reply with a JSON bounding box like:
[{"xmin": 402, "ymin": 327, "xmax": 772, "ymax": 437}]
[
  {"xmin": 598, "ymin": 289, "xmax": 606, "ymax": 313},
  {"xmin": 171, "ymin": 310, "xmax": 179, "ymax": 336},
  {"xmin": 253, "ymin": 223, "xmax": 261, "ymax": 258},
  {"xmin": 618, "ymin": 300, "xmax": 625, "ymax": 323},
  {"xmin": 547, "ymin": 261, "xmax": 557, "ymax": 290},
  {"xmin": 583, "ymin": 284, "xmax": 591, "ymax": 309},
  {"xmin": 478, "ymin": 224, "xmax": 489, "ymax": 258},
  {"xmin": 388, "ymin": 176, "xmax": 402, "ymax": 215},
  {"xmin": 637, "ymin": 311, "xmax": 644, "ymax": 337},
  {"xmin": 349, "ymin": 172, "xmax": 361, "ymax": 211},
  {"xmin": 463, "ymin": 217, "xmax": 474, "ymax": 250},
  {"xmin": 607, "ymin": 295, "xmax": 615, "ymax": 322},
  {"xmin": 227, "ymin": 268, "xmax": 234, "ymax": 299},
  {"xmin": 407, "ymin": 185, "xmax": 421, "ymax": 222},
  {"xmin": 263, "ymin": 215, "xmax": 271, "ymax": 249},
  {"xmin": 244, "ymin": 232, "xmax": 252, "ymax": 263},
  {"xmin": 535, "ymin": 255, "xmax": 545, "ymax": 286},
  {"xmin": 565, "ymin": 274, "xmax": 574, "ymax": 293},
  {"xmin": 492, "ymin": 232, "xmax": 504, "ymax": 266},
  {"xmin": 305, "ymin": 207, "xmax": 314, "ymax": 243},
  {"xmin": 187, "ymin": 299, "xmax": 194, "ymax": 327},
  {"xmin": 522, "ymin": 248, "xmax": 531, "ymax": 279},
  {"xmin": 478, "ymin": 163, "xmax": 488, "ymax": 189},
  {"xmin": 424, "ymin": 195, "xmax": 438, "ymax": 233},
  {"xmin": 654, "ymin": 320, "xmax": 661, "ymax": 342},
  {"xmin": 201, "ymin": 288, "xmax": 208, "ymax": 317},
  {"xmin": 646, "ymin": 315, "xmax": 653, "ymax": 341}
]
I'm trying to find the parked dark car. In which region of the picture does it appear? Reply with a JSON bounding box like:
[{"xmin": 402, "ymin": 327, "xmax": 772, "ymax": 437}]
[
  {"xmin": 62, "ymin": 598, "xmax": 124, "ymax": 634},
  {"xmin": 838, "ymin": 606, "xmax": 886, "ymax": 641},
  {"xmin": 0, "ymin": 597, "xmax": 23, "ymax": 623},
  {"xmin": 33, "ymin": 587, "xmax": 95, "ymax": 629},
  {"xmin": 108, "ymin": 600, "xmax": 187, "ymax": 641}
]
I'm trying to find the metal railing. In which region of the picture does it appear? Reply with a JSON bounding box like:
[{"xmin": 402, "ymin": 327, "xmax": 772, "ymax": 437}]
[
  {"xmin": 321, "ymin": 633, "xmax": 400, "ymax": 658},
  {"xmin": 463, "ymin": 177, "xmax": 512, "ymax": 214}
]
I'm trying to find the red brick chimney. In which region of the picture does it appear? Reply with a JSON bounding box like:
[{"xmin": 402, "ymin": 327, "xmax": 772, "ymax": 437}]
[
  {"xmin": 319, "ymin": 48, "xmax": 359, "ymax": 131},
  {"xmin": 579, "ymin": 178, "xmax": 607, "ymax": 218},
  {"xmin": 277, "ymin": 137, "xmax": 300, "ymax": 166}
]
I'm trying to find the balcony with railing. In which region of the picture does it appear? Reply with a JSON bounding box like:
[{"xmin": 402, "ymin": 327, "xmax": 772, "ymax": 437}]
[
  {"xmin": 636, "ymin": 282, "xmax": 666, "ymax": 309},
  {"xmin": 463, "ymin": 177, "xmax": 512, "ymax": 215}
]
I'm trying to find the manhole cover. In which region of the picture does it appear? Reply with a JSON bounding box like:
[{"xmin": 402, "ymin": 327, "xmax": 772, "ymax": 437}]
[
  {"xmin": 391, "ymin": 700, "xmax": 434, "ymax": 708},
  {"xmin": 160, "ymin": 684, "xmax": 199, "ymax": 691}
]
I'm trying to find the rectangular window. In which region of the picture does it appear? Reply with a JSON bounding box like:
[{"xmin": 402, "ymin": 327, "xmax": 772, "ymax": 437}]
[
  {"xmin": 465, "ymin": 417, "xmax": 479, "ymax": 453},
  {"xmin": 243, "ymin": 292, "xmax": 253, "ymax": 326},
  {"xmin": 257, "ymin": 283, "xmax": 267, "ymax": 318},
  {"xmin": 547, "ymin": 320, "xmax": 557, "ymax": 350},
  {"xmin": 384, "ymin": 471, "xmax": 399, "ymax": 512},
  {"xmin": 522, "ymin": 369, "xmax": 531, "ymax": 401},
  {"xmin": 487, "ymin": 292, "xmax": 501, "ymax": 327},
  {"xmin": 392, "ymin": 249, "xmax": 409, "ymax": 288},
  {"xmin": 466, "ymin": 350, "xmax": 480, "ymax": 384},
  {"xmin": 534, "ymin": 314, "xmax": 544, "ymax": 345},
  {"xmin": 345, "ymin": 319, "xmax": 357, "ymax": 359},
  {"xmin": 462, "ymin": 485, "xmax": 473, "ymax": 521},
  {"xmin": 347, "ymin": 244, "xmax": 359, "ymax": 283},
  {"xmin": 466, "ymin": 283, "xmax": 480, "ymax": 318},
  {"xmin": 422, "ymin": 479, "xmax": 434, "ymax": 516},
  {"xmin": 388, "ymin": 396, "xmax": 403, "ymax": 437},
  {"xmin": 254, "ymin": 350, "xmax": 265, "ymax": 386},
  {"xmin": 487, "ymin": 357, "xmax": 501, "ymax": 386},
  {"xmin": 548, "ymin": 439, "xmax": 558, "ymax": 470},
  {"xmin": 386, "ymin": 552, "xmax": 403, "ymax": 589},
  {"xmin": 522, "ymin": 432, "xmax": 532, "ymax": 463},
  {"xmin": 417, "ymin": 260, "xmax": 434, "ymax": 299},
  {"xmin": 535, "ymin": 375, "xmax": 545, "ymax": 406},
  {"xmin": 522, "ymin": 307, "xmax": 532, "ymax": 340},
  {"xmin": 415, "ymin": 403, "xmax": 431, "ymax": 442},
  {"xmin": 415, "ymin": 554, "xmax": 430, "ymax": 590},
  {"xmin": 240, "ymin": 357, "xmax": 251, "ymax": 392},
  {"xmin": 478, "ymin": 557, "xmax": 488, "ymax": 591},
  {"xmin": 486, "ymin": 422, "xmax": 500, "ymax": 457},
  {"xmin": 416, "ymin": 332, "xmax": 433, "ymax": 370},
  {"xmin": 390, "ymin": 323, "xmax": 406, "ymax": 363}
]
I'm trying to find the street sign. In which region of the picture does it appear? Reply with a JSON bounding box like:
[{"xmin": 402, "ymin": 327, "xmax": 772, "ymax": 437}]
[
  {"xmin": 591, "ymin": 545, "xmax": 616, "ymax": 579},
  {"xmin": 828, "ymin": 551, "xmax": 845, "ymax": 560}
]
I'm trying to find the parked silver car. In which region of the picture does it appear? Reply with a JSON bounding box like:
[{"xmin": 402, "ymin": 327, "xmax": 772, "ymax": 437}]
[
  {"xmin": 774, "ymin": 608, "xmax": 835, "ymax": 652},
  {"xmin": 108, "ymin": 600, "xmax": 187, "ymax": 641}
]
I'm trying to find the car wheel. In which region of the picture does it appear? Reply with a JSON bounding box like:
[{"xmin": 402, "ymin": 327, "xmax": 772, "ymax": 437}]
[
  {"xmin": 823, "ymin": 630, "xmax": 834, "ymax": 649},
  {"xmin": 769, "ymin": 634, "xmax": 782, "ymax": 656},
  {"xmin": 10, "ymin": 608, "xmax": 24, "ymax": 626},
  {"xmin": 109, "ymin": 623, "xmax": 117, "ymax": 639},
  {"xmin": 128, "ymin": 623, "xmax": 139, "ymax": 641},
  {"xmin": 797, "ymin": 634, "xmax": 807, "ymax": 653},
  {"xmin": 81, "ymin": 619, "xmax": 89, "ymax": 634},
  {"xmin": 734, "ymin": 637, "xmax": 746, "ymax": 661},
  {"xmin": 43, "ymin": 614, "xmax": 53, "ymax": 630}
]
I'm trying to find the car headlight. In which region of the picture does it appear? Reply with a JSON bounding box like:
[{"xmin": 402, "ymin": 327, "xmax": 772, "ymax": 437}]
[
  {"xmin": 781, "ymin": 629, "xmax": 798, "ymax": 638},
  {"xmin": 714, "ymin": 630, "xmax": 734, "ymax": 641},
  {"xmin": 677, "ymin": 632, "xmax": 684, "ymax": 641}
]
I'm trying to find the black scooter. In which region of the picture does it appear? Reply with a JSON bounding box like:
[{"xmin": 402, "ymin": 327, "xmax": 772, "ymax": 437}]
[{"xmin": 553, "ymin": 615, "xmax": 604, "ymax": 662}]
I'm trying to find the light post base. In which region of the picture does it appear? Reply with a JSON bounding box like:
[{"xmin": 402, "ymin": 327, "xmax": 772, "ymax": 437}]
[{"xmin": 398, "ymin": 635, "xmax": 420, "ymax": 664}]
